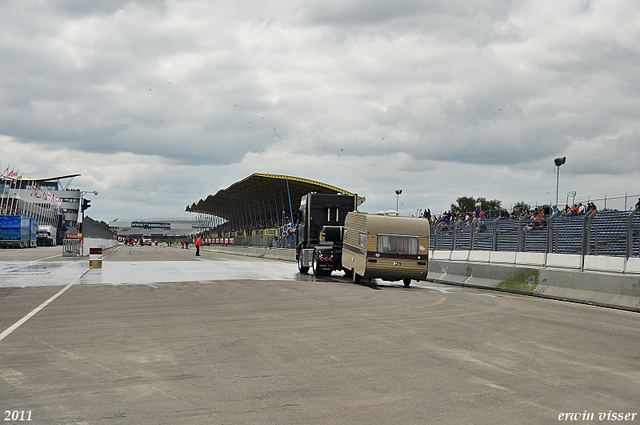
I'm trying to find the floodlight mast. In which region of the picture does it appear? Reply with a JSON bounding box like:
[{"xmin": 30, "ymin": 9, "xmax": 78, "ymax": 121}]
[
  {"xmin": 395, "ymin": 189, "xmax": 402, "ymax": 212},
  {"xmin": 554, "ymin": 157, "xmax": 566, "ymax": 208},
  {"xmin": 79, "ymin": 190, "xmax": 99, "ymax": 232}
]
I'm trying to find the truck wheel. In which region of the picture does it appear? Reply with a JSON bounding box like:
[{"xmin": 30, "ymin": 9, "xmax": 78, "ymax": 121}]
[
  {"xmin": 352, "ymin": 270, "xmax": 361, "ymax": 284},
  {"xmin": 312, "ymin": 255, "xmax": 321, "ymax": 276},
  {"xmin": 403, "ymin": 278, "xmax": 411, "ymax": 287},
  {"xmin": 298, "ymin": 254, "xmax": 309, "ymax": 274}
]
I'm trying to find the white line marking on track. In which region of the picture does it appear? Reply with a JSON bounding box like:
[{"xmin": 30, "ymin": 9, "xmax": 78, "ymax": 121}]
[
  {"xmin": 33, "ymin": 253, "xmax": 63, "ymax": 262},
  {"xmin": 0, "ymin": 269, "xmax": 89, "ymax": 343}
]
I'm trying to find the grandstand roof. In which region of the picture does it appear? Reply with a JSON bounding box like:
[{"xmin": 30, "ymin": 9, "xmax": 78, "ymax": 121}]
[
  {"xmin": 186, "ymin": 173, "xmax": 365, "ymax": 226},
  {"xmin": 2, "ymin": 173, "xmax": 81, "ymax": 182}
]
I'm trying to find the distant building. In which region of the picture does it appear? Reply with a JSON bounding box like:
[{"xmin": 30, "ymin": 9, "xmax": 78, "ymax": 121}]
[
  {"xmin": 0, "ymin": 173, "xmax": 82, "ymax": 238},
  {"xmin": 108, "ymin": 218, "xmax": 211, "ymax": 238}
]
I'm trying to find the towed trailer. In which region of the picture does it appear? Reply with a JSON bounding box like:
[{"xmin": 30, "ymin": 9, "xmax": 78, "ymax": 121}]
[
  {"xmin": 0, "ymin": 216, "xmax": 37, "ymax": 248},
  {"xmin": 341, "ymin": 211, "xmax": 429, "ymax": 287}
]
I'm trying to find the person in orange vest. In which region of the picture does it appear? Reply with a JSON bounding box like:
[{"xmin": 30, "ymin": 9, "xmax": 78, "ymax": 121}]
[{"xmin": 195, "ymin": 236, "xmax": 203, "ymax": 256}]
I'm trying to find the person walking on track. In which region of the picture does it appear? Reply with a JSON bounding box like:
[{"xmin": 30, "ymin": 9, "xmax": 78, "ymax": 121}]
[{"xmin": 195, "ymin": 236, "xmax": 203, "ymax": 256}]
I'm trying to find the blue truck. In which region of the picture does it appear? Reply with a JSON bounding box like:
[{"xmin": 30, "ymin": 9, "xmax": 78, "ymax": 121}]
[{"xmin": 0, "ymin": 216, "xmax": 38, "ymax": 248}]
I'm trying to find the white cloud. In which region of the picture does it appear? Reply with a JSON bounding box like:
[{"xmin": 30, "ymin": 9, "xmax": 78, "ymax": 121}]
[{"xmin": 1, "ymin": 0, "xmax": 639, "ymax": 221}]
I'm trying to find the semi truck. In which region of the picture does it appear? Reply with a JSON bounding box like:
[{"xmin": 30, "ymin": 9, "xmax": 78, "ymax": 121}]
[
  {"xmin": 294, "ymin": 192, "xmax": 359, "ymax": 276},
  {"xmin": 37, "ymin": 225, "xmax": 57, "ymax": 246},
  {"xmin": 0, "ymin": 216, "xmax": 38, "ymax": 248}
]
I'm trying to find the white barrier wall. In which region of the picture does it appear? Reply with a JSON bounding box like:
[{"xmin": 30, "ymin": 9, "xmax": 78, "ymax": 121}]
[
  {"xmin": 82, "ymin": 237, "xmax": 119, "ymax": 256},
  {"xmin": 429, "ymin": 250, "xmax": 640, "ymax": 312},
  {"xmin": 435, "ymin": 250, "xmax": 640, "ymax": 275}
]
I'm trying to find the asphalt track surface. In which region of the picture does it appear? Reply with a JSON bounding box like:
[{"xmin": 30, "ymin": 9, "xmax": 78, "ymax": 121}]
[{"xmin": 0, "ymin": 245, "xmax": 638, "ymax": 424}]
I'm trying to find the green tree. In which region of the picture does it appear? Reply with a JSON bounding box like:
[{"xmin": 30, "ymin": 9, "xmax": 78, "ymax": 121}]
[
  {"xmin": 450, "ymin": 196, "xmax": 476, "ymax": 214},
  {"xmin": 451, "ymin": 196, "xmax": 502, "ymax": 218},
  {"xmin": 512, "ymin": 201, "xmax": 530, "ymax": 212},
  {"xmin": 476, "ymin": 197, "xmax": 502, "ymax": 218}
]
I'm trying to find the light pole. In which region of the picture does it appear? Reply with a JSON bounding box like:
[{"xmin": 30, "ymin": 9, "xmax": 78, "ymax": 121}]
[
  {"xmin": 554, "ymin": 157, "xmax": 566, "ymax": 208},
  {"xmin": 79, "ymin": 190, "xmax": 98, "ymax": 233},
  {"xmin": 395, "ymin": 189, "xmax": 402, "ymax": 213}
]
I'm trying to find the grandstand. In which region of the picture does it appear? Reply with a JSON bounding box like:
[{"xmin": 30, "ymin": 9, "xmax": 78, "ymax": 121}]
[
  {"xmin": 186, "ymin": 174, "xmax": 639, "ymax": 258},
  {"xmin": 185, "ymin": 173, "xmax": 364, "ymax": 247},
  {"xmin": 430, "ymin": 209, "xmax": 640, "ymax": 258}
]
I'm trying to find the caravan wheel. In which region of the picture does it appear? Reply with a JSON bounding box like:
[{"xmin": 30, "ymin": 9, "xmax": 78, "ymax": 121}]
[{"xmin": 352, "ymin": 270, "xmax": 361, "ymax": 284}]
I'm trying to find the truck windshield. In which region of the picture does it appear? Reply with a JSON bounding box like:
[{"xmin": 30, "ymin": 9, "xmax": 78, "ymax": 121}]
[{"xmin": 377, "ymin": 235, "xmax": 418, "ymax": 256}]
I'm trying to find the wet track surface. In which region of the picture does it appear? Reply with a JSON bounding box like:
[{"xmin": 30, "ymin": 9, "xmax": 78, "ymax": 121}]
[
  {"xmin": 0, "ymin": 245, "xmax": 638, "ymax": 424},
  {"xmin": 0, "ymin": 245, "xmax": 463, "ymax": 290}
]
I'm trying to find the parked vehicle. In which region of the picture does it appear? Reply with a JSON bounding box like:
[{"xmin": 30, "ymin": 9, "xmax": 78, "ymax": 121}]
[
  {"xmin": 341, "ymin": 211, "xmax": 429, "ymax": 287},
  {"xmin": 0, "ymin": 216, "xmax": 38, "ymax": 248},
  {"xmin": 141, "ymin": 234, "xmax": 152, "ymax": 246},
  {"xmin": 37, "ymin": 225, "xmax": 57, "ymax": 246}
]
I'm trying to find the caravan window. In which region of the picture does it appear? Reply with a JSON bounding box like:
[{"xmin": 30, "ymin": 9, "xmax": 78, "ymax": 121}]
[{"xmin": 377, "ymin": 235, "xmax": 418, "ymax": 255}]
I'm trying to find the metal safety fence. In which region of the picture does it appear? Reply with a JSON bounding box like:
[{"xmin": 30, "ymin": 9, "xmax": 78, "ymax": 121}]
[
  {"xmin": 82, "ymin": 216, "xmax": 118, "ymax": 240},
  {"xmin": 62, "ymin": 239, "xmax": 81, "ymax": 257},
  {"xmin": 430, "ymin": 208, "xmax": 640, "ymax": 258}
]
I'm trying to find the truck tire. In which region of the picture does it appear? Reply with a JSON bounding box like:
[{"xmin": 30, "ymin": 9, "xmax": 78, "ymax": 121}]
[
  {"xmin": 298, "ymin": 254, "xmax": 309, "ymax": 274},
  {"xmin": 312, "ymin": 255, "xmax": 321, "ymax": 276}
]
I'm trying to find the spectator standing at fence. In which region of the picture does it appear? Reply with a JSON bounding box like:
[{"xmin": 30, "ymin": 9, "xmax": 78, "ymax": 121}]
[
  {"xmin": 578, "ymin": 203, "xmax": 586, "ymax": 215},
  {"xmin": 195, "ymin": 236, "xmax": 203, "ymax": 256}
]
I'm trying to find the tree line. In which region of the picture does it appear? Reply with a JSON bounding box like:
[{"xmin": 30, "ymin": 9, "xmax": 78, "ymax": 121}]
[{"xmin": 450, "ymin": 196, "xmax": 530, "ymax": 219}]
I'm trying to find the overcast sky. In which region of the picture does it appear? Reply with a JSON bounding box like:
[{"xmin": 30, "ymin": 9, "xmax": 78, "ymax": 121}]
[{"xmin": 1, "ymin": 0, "xmax": 639, "ymax": 222}]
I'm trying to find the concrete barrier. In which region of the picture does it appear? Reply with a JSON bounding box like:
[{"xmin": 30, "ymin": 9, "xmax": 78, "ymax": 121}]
[
  {"xmin": 450, "ymin": 250, "xmax": 469, "ymax": 262},
  {"xmin": 627, "ymin": 258, "xmax": 640, "ymax": 275},
  {"xmin": 205, "ymin": 245, "xmax": 296, "ymax": 262},
  {"xmin": 489, "ymin": 251, "xmax": 516, "ymax": 265},
  {"xmin": 82, "ymin": 237, "xmax": 119, "ymax": 256},
  {"xmin": 583, "ymin": 255, "xmax": 626, "ymax": 274},
  {"xmin": 432, "ymin": 250, "xmax": 451, "ymax": 261},
  {"xmin": 515, "ymin": 252, "xmax": 546, "ymax": 267},
  {"xmin": 468, "ymin": 250, "xmax": 491, "ymax": 263},
  {"xmin": 546, "ymin": 253, "xmax": 582, "ymax": 270},
  {"xmin": 428, "ymin": 251, "xmax": 640, "ymax": 312}
]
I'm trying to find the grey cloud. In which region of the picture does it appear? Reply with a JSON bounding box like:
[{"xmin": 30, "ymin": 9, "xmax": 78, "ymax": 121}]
[
  {"xmin": 303, "ymin": 0, "xmax": 512, "ymax": 27},
  {"xmin": 1, "ymin": 0, "xmax": 639, "ymax": 220},
  {"xmin": 49, "ymin": 0, "xmax": 167, "ymax": 17}
]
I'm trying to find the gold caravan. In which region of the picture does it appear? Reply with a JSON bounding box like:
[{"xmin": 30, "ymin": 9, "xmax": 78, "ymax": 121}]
[{"xmin": 342, "ymin": 211, "xmax": 429, "ymax": 287}]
